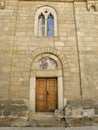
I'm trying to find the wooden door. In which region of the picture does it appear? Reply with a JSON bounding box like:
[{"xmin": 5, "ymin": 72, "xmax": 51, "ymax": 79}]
[{"xmin": 36, "ymin": 78, "xmax": 57, "ymax": 112}]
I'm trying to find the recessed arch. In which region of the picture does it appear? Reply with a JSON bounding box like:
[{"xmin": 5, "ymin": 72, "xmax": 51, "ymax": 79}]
[
  {"xmin": 31, "ymin": 53, "xmax": 62, "ymax": 70},
  {"xmin": 25, "ymin": 47, "xmax": 70, "ymax": 71}
]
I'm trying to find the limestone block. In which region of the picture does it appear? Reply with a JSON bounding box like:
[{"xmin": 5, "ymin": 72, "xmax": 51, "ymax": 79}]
[
  {"xmin": 71, "ymin": 106, "xmax": 83, "ymax": 117},
  {"xmin": 0, "ymin": 100, "xmax": 28, "ymax": 117},
  {"xmin": 95, "ymin": 108, "xmax": 98, "ymax": 115},
  {"xmin": 65, "ymin": 105, "xmax": 72, "ymax": 117},
  {"xmin": 84, "ymin": 37, "xmax": 93, "ymax": 41},
  {"xmin": 0, "ymin": 88, "xmax": 8, "ymax": 98},
  {"xmin": 59, "ymin": 36, "xmax": 68, "ymax": 42},
  {"xmin": 55, "ymin": 42, "xmax": 64, "ymax": 46},
  {"xmin": 54, "ymin": 109, "xmax": 65, "ymax": 121},
  {"xmin": 18, "ymin": 77, "xmax": 24, "ymax": 82},
  {"xmin": 0, "ymin": 0, "xmax": 5, "ymax": 9},
  {"xmin": 83, "ymin": 109, "xmax": 95, "ymax": 117},
  {"xmin": 68, "ymin": 37, "xmax": 76, "ymax": 42}
]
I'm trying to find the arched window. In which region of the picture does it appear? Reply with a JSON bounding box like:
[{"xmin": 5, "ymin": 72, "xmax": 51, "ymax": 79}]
[{"xmin": 34, "ymin": 6, "xmax": 57, "ymax": 36}]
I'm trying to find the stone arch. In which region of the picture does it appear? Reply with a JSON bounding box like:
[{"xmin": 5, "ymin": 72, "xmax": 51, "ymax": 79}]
[
  {"xmin": 31, "ymin": 53, "xmax": 62, "ymax": 70},
  {"xmin": 25, "ymin": 47, "xmax": 70, "ymax": 72}
]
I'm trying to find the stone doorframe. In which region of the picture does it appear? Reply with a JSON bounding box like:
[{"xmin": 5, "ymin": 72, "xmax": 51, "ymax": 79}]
[
  {"xmin": 29, "ymin": 53, "xmax": 64, "ymax": 112},
  {"xmin": 30, "ymin": 74, "xmax": 63, "ymax": 112}
]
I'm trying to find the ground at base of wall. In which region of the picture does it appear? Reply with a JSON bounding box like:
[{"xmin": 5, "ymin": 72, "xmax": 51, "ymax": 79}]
[{"xmin": 0, "ymin": 116, "xmax": 98, "ymax": 127}]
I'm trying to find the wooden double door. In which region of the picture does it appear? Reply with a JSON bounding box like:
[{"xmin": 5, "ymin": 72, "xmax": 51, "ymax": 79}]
[{"xmin": 36, "ymin": 78, "xmax": 58, "ymax": 112}]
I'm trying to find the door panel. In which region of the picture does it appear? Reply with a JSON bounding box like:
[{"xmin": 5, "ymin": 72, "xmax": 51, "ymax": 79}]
[
  {"xmin": 36, "ymin": 78, "xmax": 57, "ymax": 112},
  {"xmin": 47, "ymin": 79, "xmax": 57, "ymax": 111},
  {"xmin": 36, "ymin": 78, "xmax": 47, "ymax": 112}
]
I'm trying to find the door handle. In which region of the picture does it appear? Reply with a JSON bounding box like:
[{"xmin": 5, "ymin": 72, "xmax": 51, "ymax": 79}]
[{"xmin": 47, "ymin": 91, "xmax": 49, "ymax": 95}]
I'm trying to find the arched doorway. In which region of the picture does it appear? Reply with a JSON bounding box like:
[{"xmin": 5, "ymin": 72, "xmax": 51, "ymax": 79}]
[{"xmin": 29, "ymin": 53, "xmax": 64, "ymax": 112}]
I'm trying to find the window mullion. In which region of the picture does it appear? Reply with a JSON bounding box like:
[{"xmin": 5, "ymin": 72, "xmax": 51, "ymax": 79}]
[{"xmin": 45, "ymin": 15, "xmax": 48, "ymax": 36}]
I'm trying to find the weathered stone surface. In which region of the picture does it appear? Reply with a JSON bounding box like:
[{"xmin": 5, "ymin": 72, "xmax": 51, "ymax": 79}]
[
  {"xmin": 65, "ymin": 100, "xmax": 98, "ymax": 118},
  {"xmin": 65, "ymin": 117, "xmax": 98, "ymax": 127},
  {"xmin": 0, "ymin": 0, "xmax": 98, "ymax": 126},
  {"xmin": 0, "ymin": 100, "xmax": 28, "ymax": 117}
]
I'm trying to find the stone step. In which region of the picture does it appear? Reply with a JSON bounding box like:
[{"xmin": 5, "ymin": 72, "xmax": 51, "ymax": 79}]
[
  {"xmin": 29, "ymin": 112, "xmax": 54, "ymax": 120},
  {"xmin": 27, "ymin": 112, "xmax": 65, "ymax": 127},
  {"xmin": 29, "ymin": 120, "xmax": 65, "ymax": 127},
  {"xmin": 1, "ymin": 116, "xmax": 98, "ymax": 127},
  {"xmin": 0, "ymin": 117, "xmax": 65, "ymax": 127}
]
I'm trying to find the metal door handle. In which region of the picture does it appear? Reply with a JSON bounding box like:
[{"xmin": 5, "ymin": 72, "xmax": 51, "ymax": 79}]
[{"xmin": 47, "ymin": 91, "xmax": 49, "ymax": 95}]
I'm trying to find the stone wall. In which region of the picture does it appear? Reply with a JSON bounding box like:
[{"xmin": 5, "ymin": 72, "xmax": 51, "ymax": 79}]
[
  {"xmin": 0, "ymin": 0, "xmax": 98, "ymax": 105},
  {"xmin": 0, "ymin": 0, "xmax": 18, "ymax": 98},
  {"xmin": 8, "ymin": 0, "xmax": 80, "ymax": 100},
  {"xmin": 0, "ymin": 99, "xmax": 28, "ymax": 117},
  {"xmin": 65, "ymin": 100, "xmax": 98, "ymax": 117},
  {"xmin": 74, "ymin": 1, "xmax": 98, "ymax": 99}
]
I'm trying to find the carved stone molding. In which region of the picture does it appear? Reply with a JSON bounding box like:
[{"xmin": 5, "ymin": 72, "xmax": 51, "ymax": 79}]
[
  {"xmin": 87, "ymin": 1, "xmax": 98, "ymax": 11},
  {"xmin": 0, "ymin": 0, "xmax": 5, "ymax": 9}
]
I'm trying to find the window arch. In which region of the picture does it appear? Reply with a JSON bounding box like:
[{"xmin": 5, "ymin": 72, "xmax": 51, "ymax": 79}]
[{"xmin": 34, "ymin": 6, "xmax": 57, "ymax": 36}]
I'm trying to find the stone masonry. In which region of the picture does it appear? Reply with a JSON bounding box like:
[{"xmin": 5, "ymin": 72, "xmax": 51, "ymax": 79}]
[{"xmin": 0, "ymin": 0, "xmax": 98, "ymax": 126}]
